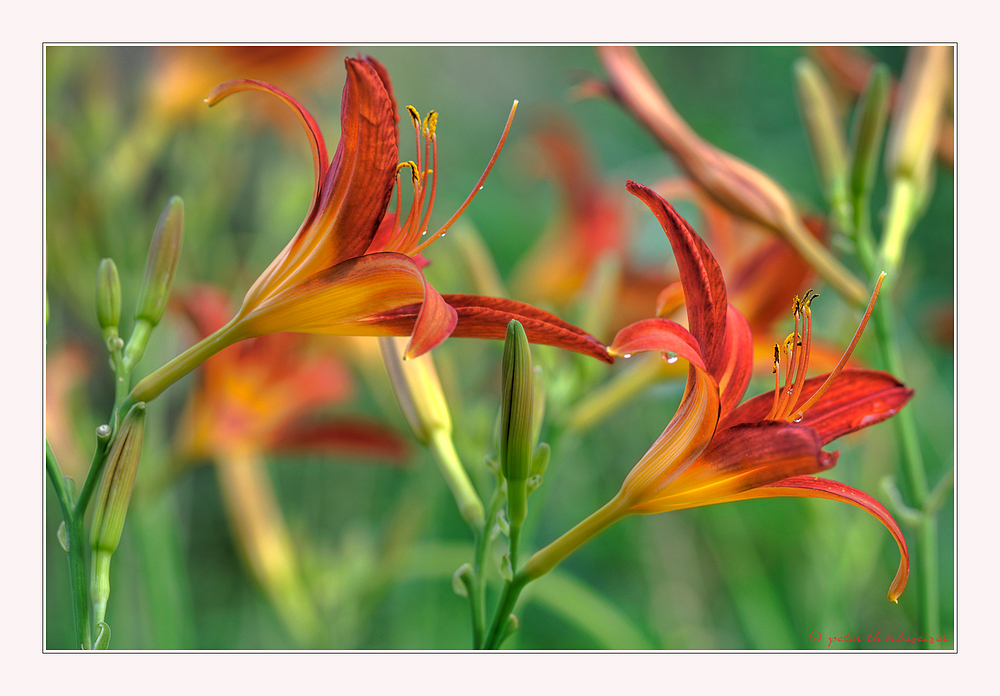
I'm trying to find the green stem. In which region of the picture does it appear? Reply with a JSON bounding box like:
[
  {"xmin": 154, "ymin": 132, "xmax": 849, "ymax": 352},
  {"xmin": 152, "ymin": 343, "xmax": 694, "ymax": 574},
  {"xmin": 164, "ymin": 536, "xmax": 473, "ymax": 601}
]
[
  {"xmin": 46, "ymin": 444, "xmax": 91, "ymax": 648},
  {"xmin": 130, "ymin": 320, "xmax": 242, "ymax": 403},
  {"xmin": 482, "ymin": 572, "xmax": 529, "ymax": 650},
  {"xmin": 427, "ymin": 428, "xmax": 486, "ymax": 531}
]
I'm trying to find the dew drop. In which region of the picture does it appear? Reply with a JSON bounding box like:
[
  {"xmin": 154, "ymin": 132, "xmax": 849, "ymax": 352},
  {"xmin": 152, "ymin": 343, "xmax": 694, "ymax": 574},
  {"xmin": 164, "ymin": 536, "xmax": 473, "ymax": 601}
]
[
  {"xmin": 421, "ymin": 230, "xmax": 428, "ymax": 236},
  {"xmin": 96, "ymin": 424, "xmax": 112, "ymax": 439},
  {"xmin": 479, "ymin": 185, "xmax": 484, "ymax": 191},
  {"xmin": 793, "ymin": 416, "xmax": 803, "ymax": 423},
  {"xmin": 666, "ymin": 355, "xmax": 679, "ymax": 364},
  {"xmin": 622, "ymin": 353, "xmax": 632, "ymax": 359}
]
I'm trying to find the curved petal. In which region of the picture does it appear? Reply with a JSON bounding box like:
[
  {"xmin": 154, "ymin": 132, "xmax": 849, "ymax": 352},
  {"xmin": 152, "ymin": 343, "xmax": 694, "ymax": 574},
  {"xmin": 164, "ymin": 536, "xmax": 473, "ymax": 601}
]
[
  {"xmin": 207, "ymin": 78, "xmax": 329, "ymax": 194},
  {"xmin": 720, "ymin": 369, "xmax": 914, "ymax": 445},
  {"xmin": 363, "ymin": 294, "xmax": 614, "ymax": 364},
  {"xmin": 617, "ymin": 362, "xmax": 721, "ymax": 506},
  {"xmin": 235, "ymin": 252, "xmax": 427, "ymax": 338},
  {"xmin": 626, "ymin": 181, "xmax": 729, "ymax": 377},
  {"xmin": 717, "ymin": 476, "xmax": 909, "ymax": 602},
  {"xmin": 608, "ymin": 317, "xmax": 706, "ymax": 371},
  {"xmin": 633, "ymin": 421, "xmax": 834, "ymax": 514},
  {"xmin": 716, "ymin": 303, "xmax": 753, "ymax": 415},
  {"xmin": 404, "ymin": 280, "xmax": 459, "ymax": 359},
  {"xmin": 314, "ymin": 57, "xmax": 399, "ymax": 266},
  {"xmin": 239, "ymin": 58, "xmax": 399, "ymax": 310}
]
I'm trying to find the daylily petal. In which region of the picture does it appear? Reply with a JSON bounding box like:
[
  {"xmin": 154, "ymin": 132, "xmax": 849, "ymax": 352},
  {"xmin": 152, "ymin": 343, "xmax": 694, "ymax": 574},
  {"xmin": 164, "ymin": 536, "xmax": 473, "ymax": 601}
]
[
  {"xmin": 720, "ymin": 369, "xmax": 914, "ymax": 445},
  {"xmin": 633, "ymin": 421, "xmax": 834, "ymax": 514},
  {"xmin": 364, "ymin": 294, "xmax": 614, "ymax": 364},
  {"xmin": 207, "ymin": 78, "xmax": 330, "ymax": 194},
  {"xmin": 717, "ymin": 475, "xmax": 909, "ymax": 602},
  {"xmin": 617, "ymin": 362, "xmax": 721, "ymax": 505},
  {"xmin": 608, "ymin": 317, "xmax": 706, "ymax": 371},
  {"xmin": 404, "ymin": 279, "xmax": 459, "ymax": 359},
  {"xmin": 716, "ymin": 304, "xmax": 753, "ymax": 415},
  {"xmin": 236, "ymin": 252, "xmax": 427, "ymax": 338},
  {"xmin": 237, "ymin": 57, "xmax": 399, "ymax": 309},
  {"xmin": 625, "ymin": 181, "xmax": 731, "ymax": 380}
]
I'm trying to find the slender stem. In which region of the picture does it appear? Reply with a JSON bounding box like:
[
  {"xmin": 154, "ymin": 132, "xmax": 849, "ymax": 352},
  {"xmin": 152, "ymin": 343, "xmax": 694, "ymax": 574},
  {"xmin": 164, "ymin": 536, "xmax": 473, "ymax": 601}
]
[
  {"xmin": 130, "ymin": 320, "xmax": 241, "ymax": 403},
  {"xmin": 428, "ymin": 428, "xmax": 486, "ymax": 531},
  {"xmin": 482, "ymin": 572, "xmax": 529, "ymax": 650},
  {"xmin": 74, "ymin": 431, "xmax": 113, "ymax": 519},
  {"xmin": 47, "ymin": 444, "xmax": 91, "ymax": 648}
]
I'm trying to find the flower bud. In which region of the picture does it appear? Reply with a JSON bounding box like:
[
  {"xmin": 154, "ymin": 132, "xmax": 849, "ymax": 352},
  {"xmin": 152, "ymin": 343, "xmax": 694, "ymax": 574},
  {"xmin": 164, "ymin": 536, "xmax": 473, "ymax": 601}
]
[
  {"xmin": 500, "ymin": 320, "xmax": 534, "ymax": 528},
  {"xmin": 885, "ymin": 46, "xmax": 953, "ymax": 186},
  {"xmin": 95, "ymin": 258, "xmax": 121, "ymax": 334},
  {"xmin": 90, "ymin": 402, "xmax": 146, "ymax": 625},
  {"xmin": 848, "ymin": 63, "xmax": 891, "ymax": 200},
  {"xmin": 134, "ymin": 196, "xmax": 184, "ymax": 327},
  {"xmin": 378, "ymin": 336, "xmax": 452, "ymax": 444},
  {"xmin": 794, "ymin": 58, "xmax": 848, "ymax": 203}
]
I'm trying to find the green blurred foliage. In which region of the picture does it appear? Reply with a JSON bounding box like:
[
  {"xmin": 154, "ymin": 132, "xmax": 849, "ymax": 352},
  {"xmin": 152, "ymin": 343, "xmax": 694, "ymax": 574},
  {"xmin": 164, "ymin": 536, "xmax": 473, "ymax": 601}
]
[{"xmin": 45, "ymin": 45, "xmax": 953, "ymax": 650}]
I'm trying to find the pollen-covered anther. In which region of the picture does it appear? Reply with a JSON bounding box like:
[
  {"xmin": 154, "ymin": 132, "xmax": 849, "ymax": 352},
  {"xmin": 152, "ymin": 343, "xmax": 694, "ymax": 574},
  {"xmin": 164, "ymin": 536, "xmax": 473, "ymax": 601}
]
[
  {"xmin": 406, "ymin": 105, "xmax": 421, "ymax": 129},
  {"xmin": 423, "ymin": 110, "xmax": 438, "ymax": 139},
  {"xmin": 397, "ymin": 161, "xmax": 420, "ymax": 186}
]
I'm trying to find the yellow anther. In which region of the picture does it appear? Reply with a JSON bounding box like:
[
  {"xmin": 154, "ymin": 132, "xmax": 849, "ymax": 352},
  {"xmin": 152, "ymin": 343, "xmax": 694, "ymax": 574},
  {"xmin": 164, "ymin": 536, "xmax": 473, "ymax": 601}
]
[
  {"xmin": 396, "ymin": 161, "xmax": 420, "ymax": 185},
  {"xmin": 406, "ymin": 105, "xmax": 421, "ymax": 130},
  {"xmin": 772, "ymin": 344, "xmax": 780, "ymax": 373},
  {"xmin": 423, "ymin": 110, "xmax": 438, "ymax": 138},
  {"xmin": 783, "ymin": 333, "xmax": 796, "ymax": 354}
]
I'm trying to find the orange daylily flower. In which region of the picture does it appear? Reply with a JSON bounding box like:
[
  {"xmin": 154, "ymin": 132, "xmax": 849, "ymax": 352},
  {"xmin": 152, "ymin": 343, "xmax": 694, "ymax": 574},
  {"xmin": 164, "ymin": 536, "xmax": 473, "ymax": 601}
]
[
  {"xmin": 131, "ymin": 56, "xmax": 610, "ymax": 404},
  {"xmin": 523, "ymin": 182, "xmax": 913, "ymax": 602}
]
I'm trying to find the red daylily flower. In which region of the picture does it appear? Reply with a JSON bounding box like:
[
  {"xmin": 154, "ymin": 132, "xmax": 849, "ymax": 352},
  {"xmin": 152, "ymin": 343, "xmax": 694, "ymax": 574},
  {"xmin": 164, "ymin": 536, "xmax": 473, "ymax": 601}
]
[
  {"xmin": 524, "ymin": 181, "xmax": 912, "ymax": 602},
  {"xmin": 131, "ymin": 56, "xmax": 610, "ymax": 403}
]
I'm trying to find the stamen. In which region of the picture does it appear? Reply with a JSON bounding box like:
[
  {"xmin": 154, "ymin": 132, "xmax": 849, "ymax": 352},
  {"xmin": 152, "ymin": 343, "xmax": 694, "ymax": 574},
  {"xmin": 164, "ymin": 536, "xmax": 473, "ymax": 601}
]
[
  {"xmin": 765, "ymin": 343, "xmax": 782, "ymax": 420},
  {"xmin": 411, "ymin": 100, "xmax": 519, "ymax": 257},
  {"xmin": 406, "ymin": 105, "xmax": 421, "ymax": 130},
  {"xmin": 423, "ymin": 110, "xmax": 438, "ymax": 139},
  {"xmin": 397, "ymin": 161, "xmax": 420, "ymax": 186},
  {"xmin": 787, "ymin": 272, "xmax": 886, "ymax": 422}
]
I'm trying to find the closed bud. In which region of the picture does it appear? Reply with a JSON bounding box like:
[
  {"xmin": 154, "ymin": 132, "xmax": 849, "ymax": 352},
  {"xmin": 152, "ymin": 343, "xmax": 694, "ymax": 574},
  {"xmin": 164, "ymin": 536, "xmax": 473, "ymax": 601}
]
[
  {"xmin": 849, "ymin": 63, "xmax": 891, "ymax": 200},
  {"xmin": 885, "ymin": 46, "xmax": 952, "ymax": 184},
  {"xmin": 452, "ymin": 563, "xmax": 475, "ymax": 598},
  {"xmin": 500, "ymin": 321, "xmax": 534, "ymax": 528},
  {"xmin": 794, "ymin": 58, "xmax": 848, "ymax": 201},
  {"xmin": 95, "ymin": 258, "xmax": 121, "ymax": 334},
  {"xmin": 90, "ymin": 402, "xmax": 146, "ymax": 625},
  {"xmin": 134, "ymin": 196, "xmax": 183, "ymax": 327},
  {"xmin": 379, "ymin": 336, "xmax": 451, "ymax": 444}
]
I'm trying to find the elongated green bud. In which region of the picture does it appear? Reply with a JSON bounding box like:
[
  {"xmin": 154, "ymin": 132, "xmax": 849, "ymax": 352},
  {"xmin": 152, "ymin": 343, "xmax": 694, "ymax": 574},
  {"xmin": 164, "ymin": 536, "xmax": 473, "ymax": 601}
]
[
  {"xmin": 848, "ymin": 63, "xmax": 891, "ymax": 200},
  {"xmin": 378, "ymin": 336, "xmax": 451, "ymax": 444},
  {"xmin": 794, "ymin": 58, "xmax": 848, "ymax": 204},
  {"xmin": 500, "ymin": 320, "xmax": 534, "ymax": 528},
  {"xmin": 95, "ymin": 258, "xmax": 121, "ymax": 335},
  {"xmin": 90, "ymin": 402, "xmax": 146, "ymax": 625},
  {"xmin": 134, "ymin": 196, "xmax": 183, "ymax": 327}
]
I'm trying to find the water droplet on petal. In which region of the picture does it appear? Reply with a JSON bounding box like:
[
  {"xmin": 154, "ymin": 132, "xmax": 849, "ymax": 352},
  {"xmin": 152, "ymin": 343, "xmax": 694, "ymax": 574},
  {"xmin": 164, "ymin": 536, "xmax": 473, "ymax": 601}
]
[
  {"xmin": 666, "ymin": 355, "xmax": 679, "ymax": 364},
  {"xmin": 793, "ymin": 416, "xmax": 803, "ymax": 423},
  {"xmin": 622, "ymin": 353, "xmax": 632, "ymax": 359}
]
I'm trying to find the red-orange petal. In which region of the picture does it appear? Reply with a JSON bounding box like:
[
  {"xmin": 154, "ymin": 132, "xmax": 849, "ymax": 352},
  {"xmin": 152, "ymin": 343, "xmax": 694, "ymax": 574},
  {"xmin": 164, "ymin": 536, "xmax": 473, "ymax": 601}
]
[
  {"xmin": 608, "ymin": 317, "xmax": 706, "ymax": 371},
  {"xmin": 207, "ymin": 78, "xmax": 330, "ymax": 197},
  {"xmin": 633, "ymin": 421, "xmax": 834, "ymax": 513},
  {"xmin": 404, "ymin": 279, "xmax": 459, "ymax": 359},
  {"xmin": 365, "ymin": 294, "xmax": 613, "ymax": 364},
  {"xmin": 626, "ymin": 181, "xmax": 731, "ymax": 380},
  {"xmin": 315, "ymin": 56, "xmax": 399, "ymax": 267},
  {"xmin": 716, "ymin": 303, "xmax": 753, "ymax": 415},
  {"xmin": 720, "ymin": 369, "xmax": 914, "ymax": 445},
  {"xmin": 721, "ymin": 475, "xmax": 909, "ymax": 602}
]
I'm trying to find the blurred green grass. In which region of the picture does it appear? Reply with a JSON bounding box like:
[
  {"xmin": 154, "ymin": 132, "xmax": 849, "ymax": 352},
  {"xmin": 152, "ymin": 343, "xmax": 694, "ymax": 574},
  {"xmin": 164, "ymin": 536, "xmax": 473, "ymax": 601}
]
[{"xmin": 45, "ymin": 45, "xmax": 953, "ymax": 650}]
